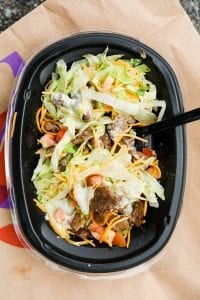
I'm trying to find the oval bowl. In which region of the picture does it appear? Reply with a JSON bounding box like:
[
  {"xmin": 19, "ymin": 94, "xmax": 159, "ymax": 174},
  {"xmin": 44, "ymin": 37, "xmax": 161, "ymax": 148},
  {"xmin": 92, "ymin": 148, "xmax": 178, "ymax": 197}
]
[{"xmin": 5, "ymin": 32, "xmax": 186, "ymax": 274}]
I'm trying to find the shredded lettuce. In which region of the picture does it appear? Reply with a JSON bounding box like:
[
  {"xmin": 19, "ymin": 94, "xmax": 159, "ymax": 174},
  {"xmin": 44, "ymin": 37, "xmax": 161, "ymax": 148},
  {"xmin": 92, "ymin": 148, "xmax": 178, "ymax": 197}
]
[
  {"xmin": 129, "ymin": 58, "xmax": 142, "ymax": 67},
  {"xmin": 51, "ymin": 131, "xmax": 73, "ymax": 171},
  {"xmin": 99, "ymin": 160, "xmax": 132, "ymax": 180},
  {"xmin": 51, "ymin": 92, "xmax": 78, "ymax": 110},
  {"xmin": 32, "ymin": 154, "xmax": 45, "ymax": 181},
  {"xmin": 95, "ymin": 124, "xmax": 105, "ymax": 138},
  {"xmin": 45, "ymin": 196, "xmax": 75, "ymax": 227},
  {"xmin": 74, "ymin": 183, "xmax": 94, "ymax": 214},
  {"xmin": 55, "ymin": 59, "xmax": 69, "ymax": 93},
  {"xmin": 82, "ymin": 88, "xmax": 166, "ymax": 124},
  {"xmin": 34, "ymin": 178, "xmax": 52, "ymax": 194},
  {"xmin": 135, "ymin": 64, "xmax": 150, "ymax": 73},
  {"xmin": 141, "ymin": 171, "xmax": 165, "ymax": 201},
  {"xmin": 70, "ymin": 68, "xmax": 89, "ymax": 96},
  {"xmin": 46, "ymin": 196, "xmax": 74, "ymax": 216},
  {"xmin": 114, "ymin": 178, "xmax": 145, "ymax": 203},
  {"xmin": 48, "ymin": 186, "xmax": 71, "ymax": 203},
  {"xmin": 43, "ymin": 97, "xmax": 57, "ymax": 118},
  {"xmin": 64, "ymin": 143, "xmax": 78, "ymax": 154},
  {"xmin": 83, "ymin": 53, "xmax": 100, "ymax": 66}
]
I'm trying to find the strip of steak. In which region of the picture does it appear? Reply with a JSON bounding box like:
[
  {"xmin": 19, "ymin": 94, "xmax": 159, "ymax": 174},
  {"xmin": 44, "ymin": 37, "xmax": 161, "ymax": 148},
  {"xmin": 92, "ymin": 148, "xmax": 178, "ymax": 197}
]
[
  {"xmin": 89, "ymin": 186, "xmax": 119, "ymax": 224},
  {"xmin": 73, "ymin": 128, "xmax": 93, "ymax": 145},
  {"xmin": 44, "ymin": 121, "xmax": 59, "ymax": 133},
  {"xmin": 107, "ymin": 115, "xmax": 129, "ymax": 139},
  {"xmin": 70, "ymin": 211, "xmax": 85, "ymax": 231},
  {"xmin": 101, "ymin": 132, "xmax": 113, "ymax": 150},
  {"xmin": 130, "ymin": 200, "xmax": 144, "ymax": 227}
]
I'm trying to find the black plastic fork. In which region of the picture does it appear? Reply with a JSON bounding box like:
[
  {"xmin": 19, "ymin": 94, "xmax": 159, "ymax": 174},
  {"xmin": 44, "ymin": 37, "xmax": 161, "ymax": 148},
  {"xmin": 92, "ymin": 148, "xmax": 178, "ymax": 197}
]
[{"xmin": 136, "ymin": 107, "xmax": 200, "ymax": 138}]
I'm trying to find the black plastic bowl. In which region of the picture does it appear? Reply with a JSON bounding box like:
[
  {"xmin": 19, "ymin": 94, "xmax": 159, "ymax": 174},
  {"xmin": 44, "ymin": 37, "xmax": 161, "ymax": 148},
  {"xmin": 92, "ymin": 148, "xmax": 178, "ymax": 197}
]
[{"xmin": 5, "ymin": 32, "xmax": 186, "ymax": 274}]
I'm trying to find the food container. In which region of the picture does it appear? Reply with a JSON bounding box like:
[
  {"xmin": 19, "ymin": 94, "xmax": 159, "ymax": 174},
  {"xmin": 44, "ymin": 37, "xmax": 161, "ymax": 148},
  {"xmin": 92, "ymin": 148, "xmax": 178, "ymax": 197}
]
[{"xmin": 5, "ymin": 32, "xmax": 186, "ymax": 277}]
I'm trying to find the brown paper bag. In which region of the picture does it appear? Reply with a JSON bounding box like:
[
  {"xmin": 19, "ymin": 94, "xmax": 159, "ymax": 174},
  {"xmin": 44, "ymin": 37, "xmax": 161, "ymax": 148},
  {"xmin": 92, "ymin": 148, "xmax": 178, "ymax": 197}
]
[{"xmin": 0, "ymin": 1, "xmax": 199, "ymax": 299}]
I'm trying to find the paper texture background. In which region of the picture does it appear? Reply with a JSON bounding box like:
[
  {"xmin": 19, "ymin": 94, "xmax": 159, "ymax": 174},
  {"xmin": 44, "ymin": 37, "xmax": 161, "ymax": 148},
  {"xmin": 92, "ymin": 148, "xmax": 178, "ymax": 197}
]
[{"xmin": 0, "ymin": 0, "xmax": 199, "ymax": 299}]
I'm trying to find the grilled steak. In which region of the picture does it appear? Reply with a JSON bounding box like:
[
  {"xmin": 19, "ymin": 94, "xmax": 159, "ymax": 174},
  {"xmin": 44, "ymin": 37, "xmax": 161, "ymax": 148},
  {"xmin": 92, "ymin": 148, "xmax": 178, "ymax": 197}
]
[
  {"xmin": 73, "ymin": 128, "xmax": 93, "ymax": 145},
  {"xmin": 44, "ymin": 121, "xmax": 59, "ymax": 133},
  {"xmin": 130, "ymin": 200, "xmax": 144, "ymax": 227},
  {"xmin": 89, "ymin": 186, "xmax": 119, "ymax": 224}
]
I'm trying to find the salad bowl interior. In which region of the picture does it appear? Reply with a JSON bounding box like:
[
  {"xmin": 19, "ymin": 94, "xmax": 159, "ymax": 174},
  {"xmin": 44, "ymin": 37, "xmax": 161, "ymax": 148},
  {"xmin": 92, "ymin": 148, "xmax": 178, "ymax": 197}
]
[{"xmin": 7, "ymin": 32, "xmax": 186, "ymax": 273}]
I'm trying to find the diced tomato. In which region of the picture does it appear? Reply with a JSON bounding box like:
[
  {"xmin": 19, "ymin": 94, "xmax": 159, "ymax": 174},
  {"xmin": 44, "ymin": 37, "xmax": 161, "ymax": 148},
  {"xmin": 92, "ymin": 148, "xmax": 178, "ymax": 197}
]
[
  {"xmin": 89, "ymin": 222, "xmax": 104, "ymax": 235},
  {"xmin": 112, "ymin": 231, "xmax": 126, "ymax": 247},
  {"xmin": 86, "ymin": 174, "xmax": 104, "ymax": 186},
  {"xmin": 147, "ymin": 166, "xmax": 154, "ymax": 175},
  {"xmin": 142, "ymin": 147, "xmax": 154, "ymax": 157},
  {"xmin": 55, "ymin": 128, "xmax": 67, "ymax": 142},
  {"xmin": 53, "ymin": 208, "xmax": 67, "ymax": 222},
  {"xmin": 89, "ymin": 222, "xmax": 105, "ymax": 240},
  {"xmin": 147, "ymin": 166, "xmax": 161, "ymax": 179},
  {"xmin": 39, "ymin": 133, "xmax": 56, "ymax": 148},
  {"xmin": 48, "ymin": 133, "xmax": 55, "ymax": 140}
]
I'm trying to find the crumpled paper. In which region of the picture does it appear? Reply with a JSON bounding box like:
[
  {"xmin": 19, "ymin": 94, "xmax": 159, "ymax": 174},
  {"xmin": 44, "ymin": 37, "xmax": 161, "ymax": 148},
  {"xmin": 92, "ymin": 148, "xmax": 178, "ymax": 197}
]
[{"xmin": 0, "ymin": 0, "xmax": 199, "ymax": 299}]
